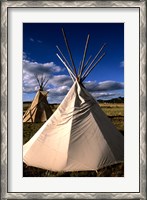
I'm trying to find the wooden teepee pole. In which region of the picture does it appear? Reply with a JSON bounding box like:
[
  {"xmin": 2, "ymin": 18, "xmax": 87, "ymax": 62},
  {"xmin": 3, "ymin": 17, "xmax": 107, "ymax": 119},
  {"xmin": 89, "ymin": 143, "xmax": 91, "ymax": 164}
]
[
  {"xmin": 78, "ymin": 34, "xmax": 90, "ymax": 79},
  {"xmin": 56, "ymin": 53, "xmax": 76, "ymax": 82},
  {"xmin": 62, "ymin": 28, "xmax": 77, "ymax": 77},
  {"xmin": 81, "ymin": 43, "xmax": 106, "ymax": 80},
  {"xmin": 56, "ymin": 45, "xmax": 74, "ymax": 75},
  {"xmin": 82, "ymin": 52, "xmax": 106, "ymax": 81}
]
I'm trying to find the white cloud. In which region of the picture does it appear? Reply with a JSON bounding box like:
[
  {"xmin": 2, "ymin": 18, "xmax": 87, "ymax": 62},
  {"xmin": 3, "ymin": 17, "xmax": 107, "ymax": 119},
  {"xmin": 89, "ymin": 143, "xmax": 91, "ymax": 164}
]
[
  {"xmin": 23, "ymin": 59, "xmax": 63, "ymax": 76},
  {"xmin": 23, "ymin": 57, "xmax": 124, "ymax": 103},
  {"xmin": 47, "ymin": 86, "xmax": 70, "ymax": 104},
  {"xmin": 30, "ymin": 38, "xmax": 34, "ymax": 42},
  {"xmin": 23, "ymin": 58, "xmax": 71, "ymax": 97},
  {"xmin": 29, "ymin": 38, "xmax": 43, "ymax": 43},
  {"xmin": 23, "ymin": 52, "xmax": 27, "ymax": 60},
  {"xmin": 48, "ymin": 85, "xmax": 70, "ymax": 96},
  {"xmin": 91, "ymin": 92, "xmax": 121, "ymax": 99},
  {"xmin": 120, "ymin": 61, "xmax": 124, "ymax": 67},
  {"xmin": 47, "ymin": 75, "xmax": 72, "ymax": 87},
  {"xmin": 84, "ymin": 80, "xmax": 124, "ymax": 92},
  {"xmin": 37, "ymin": 40, "xmax": 42, "ymax": 43}
]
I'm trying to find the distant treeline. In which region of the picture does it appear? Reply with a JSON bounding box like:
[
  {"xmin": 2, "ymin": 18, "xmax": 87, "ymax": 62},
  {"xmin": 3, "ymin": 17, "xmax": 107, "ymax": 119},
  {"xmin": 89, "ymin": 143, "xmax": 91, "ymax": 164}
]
[
  {"xmin": 23, "ymin": 101, "xmax": 59, "ymax": 105},
  {"xmin": 97, "ymin": 97, "xmax": 124, "ymax": 103},
  {"xmin": 24, "ymin": 97, "xmax": 124, "ymax": 105}
]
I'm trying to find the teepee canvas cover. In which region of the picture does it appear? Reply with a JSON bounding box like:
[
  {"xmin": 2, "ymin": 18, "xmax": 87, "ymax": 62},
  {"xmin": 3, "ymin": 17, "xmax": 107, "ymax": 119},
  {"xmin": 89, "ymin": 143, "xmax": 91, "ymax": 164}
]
[
  {"xmin": 23, "ymin": 29, "xmax": 124, "ymax": 171},
  {"xmin": 23, "ymin": 75, "xmax": 53, "ymax": 122}
]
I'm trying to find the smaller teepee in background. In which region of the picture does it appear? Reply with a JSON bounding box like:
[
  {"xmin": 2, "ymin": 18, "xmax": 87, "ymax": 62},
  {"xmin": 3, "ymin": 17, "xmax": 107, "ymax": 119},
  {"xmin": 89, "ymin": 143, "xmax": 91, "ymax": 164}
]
[{"xmin": 23, "ymin": 75, "xmax": 53, "ymax": 122}]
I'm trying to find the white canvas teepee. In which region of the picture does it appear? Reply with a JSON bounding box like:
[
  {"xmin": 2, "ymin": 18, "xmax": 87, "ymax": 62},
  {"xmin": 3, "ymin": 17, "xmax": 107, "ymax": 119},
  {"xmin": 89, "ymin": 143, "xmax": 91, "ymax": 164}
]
[
  {"xmin": 23, "ymin": 75, "xmax": 53, "ymax": 122},
  {"xmin": 23, "ymin": 29, "xmax": 124, "ymax": 171}
]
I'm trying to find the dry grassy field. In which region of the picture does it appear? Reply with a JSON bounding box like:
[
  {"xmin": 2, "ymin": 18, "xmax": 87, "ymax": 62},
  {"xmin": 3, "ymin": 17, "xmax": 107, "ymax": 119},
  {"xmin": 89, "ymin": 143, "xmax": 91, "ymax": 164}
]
[{"xmin": 23, "ymin": 102, "xmax": 124, "ymax": 177}]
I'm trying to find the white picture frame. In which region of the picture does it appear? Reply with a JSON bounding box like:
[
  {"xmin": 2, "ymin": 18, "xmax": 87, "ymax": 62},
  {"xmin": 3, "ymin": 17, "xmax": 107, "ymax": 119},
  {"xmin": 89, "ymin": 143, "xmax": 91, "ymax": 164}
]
[{"xmin": 1, "ymin": 1, "xmax": 146, "ymax": 199}]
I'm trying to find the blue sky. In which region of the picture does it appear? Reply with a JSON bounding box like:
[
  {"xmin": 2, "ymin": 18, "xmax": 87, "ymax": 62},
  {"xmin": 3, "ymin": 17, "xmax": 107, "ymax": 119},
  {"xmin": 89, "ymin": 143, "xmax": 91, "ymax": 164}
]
[{"xmin": 23, "ymin": 23, "xmax": 124, "ymax": 103}]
